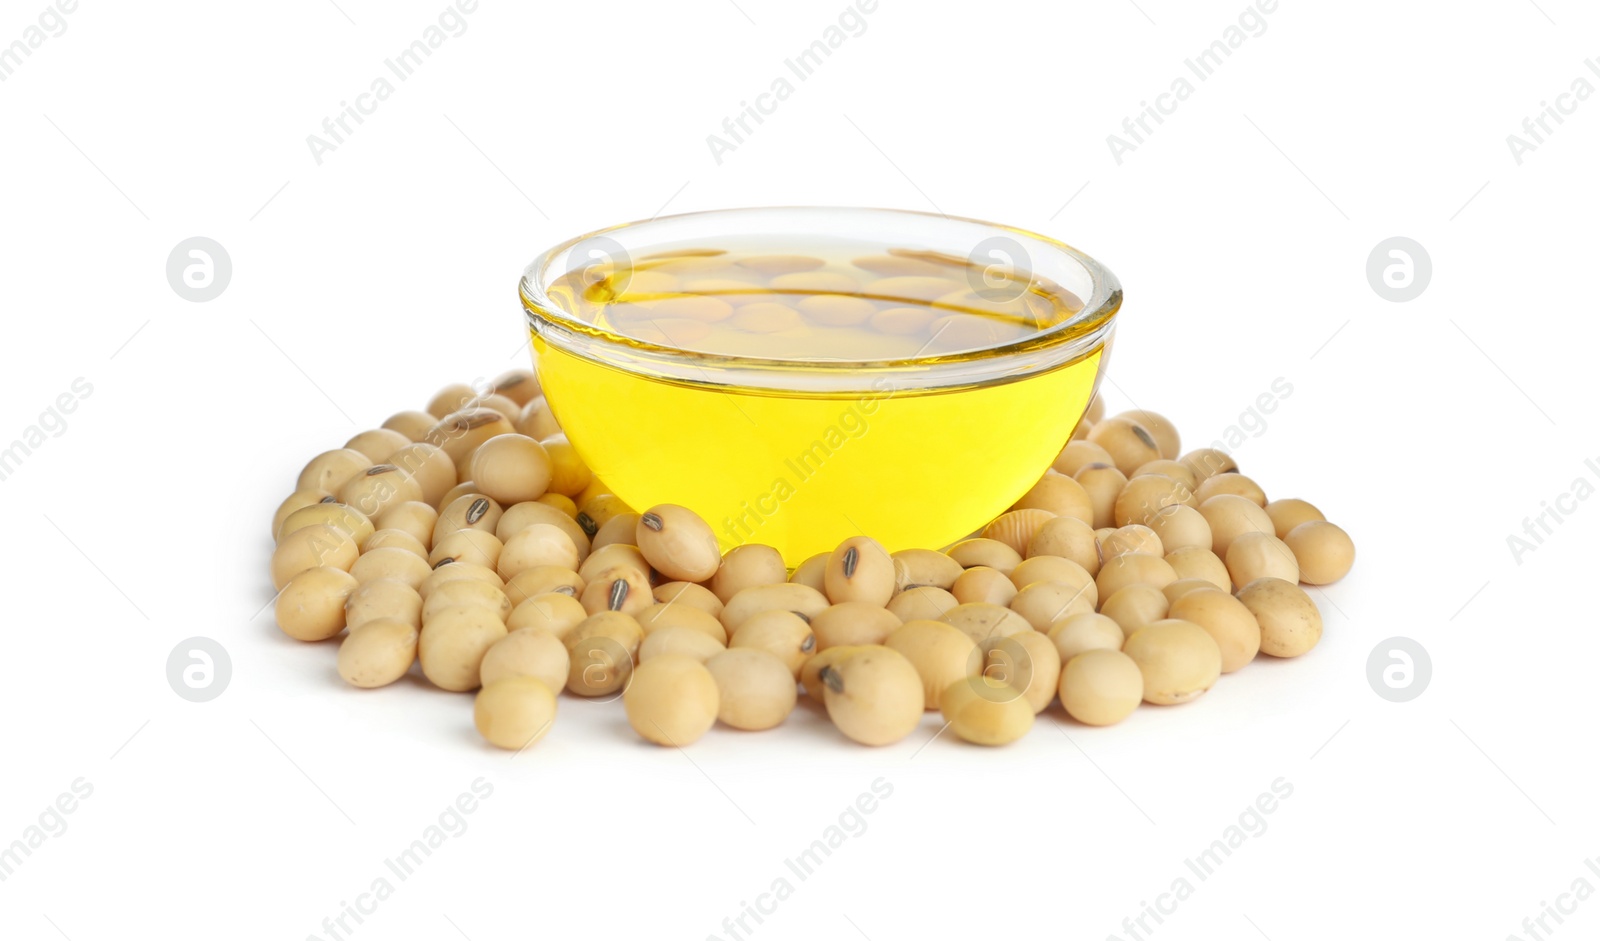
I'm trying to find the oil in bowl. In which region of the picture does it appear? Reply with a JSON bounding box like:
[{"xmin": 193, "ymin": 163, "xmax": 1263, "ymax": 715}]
[{"xmin": 521, "ymin": 208, "xmax": 1120, "ymax": 565}]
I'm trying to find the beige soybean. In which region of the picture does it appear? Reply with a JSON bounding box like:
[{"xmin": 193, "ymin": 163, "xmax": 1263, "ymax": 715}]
[
  {"xmin": 819, "ymin": 646, "xmax": 925, "ymax": 746},
  {"xmin": 374, "ymin": 501, "xmax": 438, "ymax": 548},
  {"xmin": 1099, "ymin": 584, "xmax": 1170, "ymax": 638},
  {"xmin": 474, "ymin": 677, "xmax": 557, "ymax": 751},
  {"xmin": 1086, "ymin": 418, "xmax": 1162, "ymax": 475},
  {"xmin": 980, "ymin": 630, "xmax": 1060, "ymax": 714},
  {"xmin": 1114, "ymin": 475, "xmax": 1197, "ymax": 528},
  {"xmin": 787, "ymin": 552, "xmax": 830, "ymax": 592},
  {"xmin": 422, "ymin": 578, "xmax": 512, "ymax": 623},
  {"xmin": 564, "ymin": 612, "xmax": 643, "ymax": 696},
  {"xmin": 1162, "ymin": 578, "xmax": 1218, "ymax": 605},
  {"xmin": 382, "ymin": 409, "xmax": 438, "ymax": 441},
  {"xmin": 1265, "ymin": 498, "xmax": 1326, "ymax": 539},
  {"xmin": 1131, "ymin": 459, "xmax": 1198, "ymax": 490},
  {"xmin": 705, "ymin": 649, "xmax": 797, "ymax": 730},
  {"xmin": 272, "ymin": 524, "xmax": 359, "ymax": 590},
  {"xmin": 490, "ymin": 368, "xmax": 540, "ymax": 406},
  {"xmin": 950, "ymin": 566, "xmax": 1019, "ymax": 606},
  {"xmin": 946, "ymin": 538, "xmax": 1022, "ymax": 574},
  {"xmin": 426, "ymin": 383, "xmax": 479, "ymax": 419},
  {"xmin": 711, "ymin": 544, "xmax": 787, "ymax": 603},
  {"xmin": 811, "ymin": 602, "xmax": 902, "ymax": 650},
  {"xmin": 429, "ymin": 529, "xmax": 503, "ymax": 570},
  {"xmin": 541, "ymin": 434, "xmax": 594, "ymax": 498},
  {"xmin": 1237, "ymin": 578, "xmax": 1322, "ymax": 658},
  {"xmin": 636, "ymin": 602, "xmax": 729, "ymax": 645},
  {"xmin": 1225, "ymin": 532, "xmax": 1300, "ymax": 589},
  {"xmin": 653, "ymin": 581, "xmax": 725, "ymax": 618},
  {"xmin": 297, "ymin": 448, "xmax": 374, "ymax": 494},
  {"xmin": 337, "ymin": 619, "xmax": 418, "ymax": 688},
  {"xmin": 578, "ymin": 543, "xmax": 651, "ymax": 583},
  {"xmin": 939, "ymin": 603, "xmax": 1033, "ymax": 644},
  {"xmin": 480, "ymin": 628, "xmax": 570, "ymax": 692},
  {"xmin": 1100, "ymin": 524, "xmax": 1163, "ymax": 560},
  {"xmin": 388, "ymin": 442, "xmax": 456, "ymax": 507},
  {"xmin": 1178, "ymin": 448, "xmax": 1238, "ymax": 482},
  {"xmin": 885, "ymin": 586, "xmax": 960, "ymax": 622},
  {"xmin": 1164, "ymin": 546, "xmax": 1232, "ymax": 592},
  {"xmin": 940, "ymin": 676, "xmax": 1035, "ymax": 745},
  {"xmin": 1026, "ymin": 516, "xmax": 1102, "ymax": 575},
  {"xmin": 498, "ymin": 524, "xmax": 580, "ymax": 581},
  {"xmin": 1009, "ymin": 556, "xmax": 1096, "ymax": 600},
  {"xmin": 1196, "ymin": 472, "xmax": 1267, "ymax": 507},
  {"xmin": 636, "ymin": 504, "xmax": 721, "ymax": 582},
  {"xmin": 1048, "ymin": 613, "xmax": 1125, "ymax": 663},
  {"xmin": 1284, "ymin": 521, "xmax": 1355, "ymax": 584},
  {"xmin": 1146, "ymin": 504, "xmax": 1212, "ymax": 554},
  {"xmin": 504, "ymin": 566, "xmax": 580, "ymax": 605},
  {"xmin": 729, "ymin": 609, "xmax": 815, "ymax": 678},
  {"xmin": 1013, "ymin": 475, "xmax": 1094, "ymax": 526},
  {"xmin": 1053, "ymin": 440, "xmax": 1117, "ymax": 477},
  {"xmin": 468, "ymin": 434, "xmax": 553, "ymax": 505},
  {"xmin": 1168, "ymin": 588, "xmax": 1260, "ymax": 673},
  {"xmin": 576, "ymin": 493, "xmax": 633, "ymax": 538},
  {"xmin": 276, "ymin": 567, "xmax": 359, "ymax": 641},
  {"xmin": 1122, "ymin": 619, "xmax": 1222, "ymax": 705},
  {"xmin": 1111, "ymin": 410, "xmax": 1181, "ymax": 460},
  {"xmin": 362, "ymin": 529, "xmax": 428, "ymax": 560},
  {"xmin": 886, "ymin": 620, "xmax": 979, "ymax": 709},
  {"xmin": 506, "ymin": 592, "xmax": 589, "ymax": 640},
  {"xmin": 343, "ymin": 427, "xmax": 412, "ymax": 465},
  {"xmin": 418, "ymin": 562, "xmax": 504, "ymax": 599},
  {"xmin": 824, "ymin": 536, "xmax": 895, "ymax": 606},
  {"xmin": 418, "ymin": 606, "xmax": 508, "ymax": 691},
  {"xmin": 1094, "ymin": 552, "xmax": 1177, "ymax": 599},
  {"xmin": 272, "ymin": 489, "xmax": 332, "ymax": 538},
  {"xmin": 1059, "ymin": 649, "xmax": 1143, "ymax": 726},
  {"xmin": 1199, "ymin": 494, "xmax": 1274, "ymax": 556},
  {"xmin": 427, "ymin": 407, "xmax": 516, "ymax": 471},
  {"xmin": 800, "ymin": 645, "xmax": 863, "ymax": 701},
  {"xmin": 891, "ymin": 548, "xmax": 964, "ymax": 592},
  {"xmin": 720, "ymin": 583, "xmax": 829, "ymax": 635},
  {"xmin": 1010, "ymin": 581, "xmax": 1094, "ymax": 631},
  {"xmin": 579, "ymin": 566, "xmax": 654, "ymax": 616},
  {"xmin": 346, "ymin": 578, "xmax": 423, "ymax": 631},
  {"xmin": 434, "ymin": 494, "xmax": 504, "ymax": 545},
  {"xmin": 276, "ymin": 502, "xmax": 374, "ymax": 545},
  {"xmin": 515, "ymin": 397, "xmax": 563, "ymax": 441},
  {"xmin": 1074, "ymin": 463, "xmax": 1128, "ymax": 529},
  {"xmin": 495, "ymin": 501, "xmax": 591, "ymax": 561},
  {"xmin": 982, "ymin": 509, "xmax": 1058, "ymax": 557},
  {"xmin": 624, "ymin": 655, "xmax": 720, "ymax": 746},
  {"xmin": 590, "ymin": 514, "xmax": 640, "ymax": 548},
  {"xmin": 350, "ymin": 547, "xmax": 433, "ymax": 589},
  {"xmin": 639, "ymin": 626, "xmax": 727, "ymax": 664}
]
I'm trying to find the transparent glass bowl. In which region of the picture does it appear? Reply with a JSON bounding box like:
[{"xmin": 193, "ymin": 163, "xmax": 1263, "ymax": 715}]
[{"xmin": 519, "ymin": 207, "xmax": 1121, "ymax": 565}]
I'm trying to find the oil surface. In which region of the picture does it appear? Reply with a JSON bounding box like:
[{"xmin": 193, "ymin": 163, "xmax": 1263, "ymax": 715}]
[{"xmin": 530, "ymin": 239, "xmax": 1105, "ymax": 563}]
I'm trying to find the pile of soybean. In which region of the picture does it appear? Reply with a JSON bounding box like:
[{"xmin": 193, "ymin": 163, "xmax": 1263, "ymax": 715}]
[{"xmin": 270, "ymin": 371, "xmax": 1354, "ymax": 750}]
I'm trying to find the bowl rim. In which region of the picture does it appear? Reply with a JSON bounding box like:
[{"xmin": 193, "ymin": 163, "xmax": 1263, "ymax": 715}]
[{"xmin": 519, "ymin": 206, "xmax": 1121, "ymax": 392}]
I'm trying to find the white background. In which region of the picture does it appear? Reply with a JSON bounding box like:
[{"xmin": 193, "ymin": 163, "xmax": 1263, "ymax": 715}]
[{"xmin": 1, "ymin": 0, "xmax": 1594, "ymax": 939}]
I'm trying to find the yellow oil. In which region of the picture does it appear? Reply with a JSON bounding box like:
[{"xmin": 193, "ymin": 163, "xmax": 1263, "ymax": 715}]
[{"xmin": 528, "ymin": 240, "xmax": 1106, "ymax": 564}]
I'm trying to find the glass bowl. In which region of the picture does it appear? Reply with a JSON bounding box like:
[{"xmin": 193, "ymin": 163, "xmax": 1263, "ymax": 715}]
[{"xmin": 519, "ymin": 207, "xmax": 1121, "ymax": 565}]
